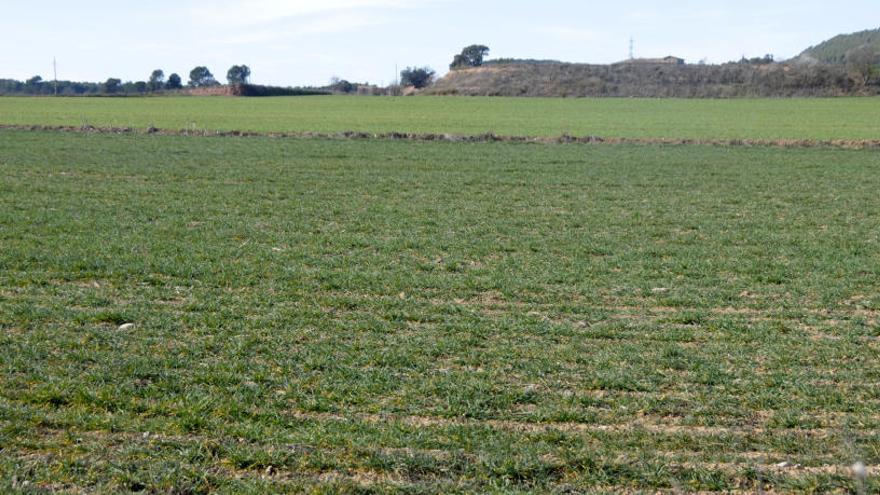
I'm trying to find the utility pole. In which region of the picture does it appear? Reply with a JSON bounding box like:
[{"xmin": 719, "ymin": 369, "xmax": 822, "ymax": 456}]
[
  {"xmin": 53, "ymin": 57, "xmax": 58, "ymax": 96},
  {"xmin": 629, "ymin": 37, "xmax": 635, "ymax": 60}
]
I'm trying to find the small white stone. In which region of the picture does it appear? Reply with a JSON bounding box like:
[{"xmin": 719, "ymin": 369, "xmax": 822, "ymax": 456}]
[
  {"xmin": 852, "ymin": 461, "xmax": 867, "ymax": 478},
  {"xmin": 118, "ymin": 323, "xmax": 136, "ymax": 331}
]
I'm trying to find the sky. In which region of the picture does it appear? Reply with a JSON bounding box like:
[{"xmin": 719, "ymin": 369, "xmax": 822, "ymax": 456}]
[{"xmin": 1, "ymin": 1, "xmax": 876, "ymax": 87}]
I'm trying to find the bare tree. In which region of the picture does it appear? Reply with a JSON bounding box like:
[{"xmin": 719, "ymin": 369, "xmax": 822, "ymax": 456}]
[{"xmin": 846, "ymin": 45, "xmax": 879, "ymax": 86}]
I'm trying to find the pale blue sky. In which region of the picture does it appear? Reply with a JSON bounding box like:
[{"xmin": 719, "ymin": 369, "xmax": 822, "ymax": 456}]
[{"xmin": 2, "ymin": 1, "xmax": 876, "ymax": 86}]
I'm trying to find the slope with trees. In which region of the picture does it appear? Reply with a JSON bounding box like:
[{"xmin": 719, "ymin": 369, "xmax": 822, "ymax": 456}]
[{"xmin": 799, "ymin": 27, "xmax": 880, "ymax": 64}]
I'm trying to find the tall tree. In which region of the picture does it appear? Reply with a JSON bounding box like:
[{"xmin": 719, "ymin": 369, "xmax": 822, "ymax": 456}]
[
  {"xmin": 188, "ymin": 66, "xmax": 217, "ymax": 87},
  {"xmin": 165, "ymin": 73, "xmax": 183, "ymax": 90},
  {"xmin": 226, "ymin": 65, "xmax": 251, "ymax": 85},
  {"xmin": 147, "ymin": 69, "xmax": 165, "ymax": 92}
]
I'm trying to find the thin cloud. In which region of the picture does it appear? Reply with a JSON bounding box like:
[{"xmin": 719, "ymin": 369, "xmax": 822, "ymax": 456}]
[
  {"xmin": 626, "ymin": 6, "xmax": 730, "ymax": 23},
  {"xmin": 297, "ymin": 12, "xmax": 382, "ymax": 35},
  {"xmin": 212, "ymin": 12, "xmax": 380, "ymax": 46},
  {"xmin": 533, "ymin": 25, "xmax": 599, "ymax": 42},
  {"xmin": 191, "ymin": 0, "xmax": 436, "ymax": 27}
]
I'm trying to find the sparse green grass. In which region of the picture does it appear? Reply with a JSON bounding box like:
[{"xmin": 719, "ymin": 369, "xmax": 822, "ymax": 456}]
[
  {"xmin": 1, "ymin": 95, "xmax": 880, "ymax": 140},
  {"xmin": 1, "ymin": 130, "xmax": 879, "ymax": 493}
]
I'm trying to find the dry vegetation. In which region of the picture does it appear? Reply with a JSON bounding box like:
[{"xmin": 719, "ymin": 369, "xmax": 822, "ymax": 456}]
[{"xmin": 427, "ymin": 62, "xmax": 878, "ymax": 98}]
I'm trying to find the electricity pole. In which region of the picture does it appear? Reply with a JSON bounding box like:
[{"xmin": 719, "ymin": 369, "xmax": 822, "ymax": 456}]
[
  {"xmin": 629, "ymin": 38, "xmax": 635, "ymax": 60},
  {"xmin": 53, "ymin": 57, "xmax": 58, "ymax": 96}
]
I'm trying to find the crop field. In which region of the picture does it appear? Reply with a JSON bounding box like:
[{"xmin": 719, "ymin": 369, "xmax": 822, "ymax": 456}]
[
  {"xmin": 2, "ymin": 96, "xmax": 880, "ymax": 140},
  {"xmin": 1, "ymin": 124, "xmax": 879, "ymax": 493}
]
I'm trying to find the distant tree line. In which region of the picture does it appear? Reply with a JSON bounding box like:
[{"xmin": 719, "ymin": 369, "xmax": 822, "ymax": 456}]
[
  {"xmin": 4, "ymin": 42, "xmax": 875, "ymax": 98},
  {"xmin": 326, "ymin": 77, "xmax": 384, "ymax": 94},
  {"xmin": 0, "ymin": 76, "xmax": 174, "ymax": 96},
  {"xmin": 0, "ymin": 64, "xmax": 253, "ymax": 96},
  {"xmin": 1, "ymin": 44, "xmax": 484, "ymax": 96},
  {"xmin": 735, "ymin": 54, "xmax": 775, "ymax": 65}
]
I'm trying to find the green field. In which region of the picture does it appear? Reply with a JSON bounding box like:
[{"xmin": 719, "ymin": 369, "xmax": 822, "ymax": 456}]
[
  {"xmin": 1, "ymin": 96, "xmax": 880, "ymax": 140},
  {"xmin": 1, "ymin": 129, "xmax": 879, "ymax": 493}
]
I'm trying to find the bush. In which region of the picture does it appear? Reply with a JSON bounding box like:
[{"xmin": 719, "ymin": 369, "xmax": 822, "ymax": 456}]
[{"xmin": 400, "ymin": 67, "xmax": 435, "ymax": 89}]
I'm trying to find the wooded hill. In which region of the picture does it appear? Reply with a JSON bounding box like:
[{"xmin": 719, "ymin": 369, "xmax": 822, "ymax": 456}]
[{"xmin": 799, "ymin": 27, "xmax": 880, "ymax": 64}]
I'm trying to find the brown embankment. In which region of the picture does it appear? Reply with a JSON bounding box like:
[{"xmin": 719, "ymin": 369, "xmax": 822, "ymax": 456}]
[{"xmin": 425, "ymin": 63, "xmax": 877, "ymax": 98}]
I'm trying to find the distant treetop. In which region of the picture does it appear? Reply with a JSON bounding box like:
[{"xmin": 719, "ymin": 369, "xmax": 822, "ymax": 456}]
[
  {"xmin": 227, "ymin": 65, "xmax": 251, "ymax": 85},
  {"xmin": 188, "ymin": 66, "xmax": 218, "ymax": 87},
  {"xmin": 166, "ymin": 73, "xmax": 183, "ymax": 90},
  {"xmin": 450, "ymin": 45, "xmax": 490, "ymax": 70},
  {"xmin": 147, "ymin": 69, "xmax": 165, "ymax": 92}
]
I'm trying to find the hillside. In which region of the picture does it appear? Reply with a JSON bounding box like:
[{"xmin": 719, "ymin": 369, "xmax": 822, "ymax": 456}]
[
  {"xmin": 799, "ymin": 28, "xmax": 880, "ymax": 64},
  {"xmin": 425, "ymin": 62, "xmax": 873, "ymax": 98}
]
